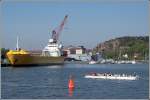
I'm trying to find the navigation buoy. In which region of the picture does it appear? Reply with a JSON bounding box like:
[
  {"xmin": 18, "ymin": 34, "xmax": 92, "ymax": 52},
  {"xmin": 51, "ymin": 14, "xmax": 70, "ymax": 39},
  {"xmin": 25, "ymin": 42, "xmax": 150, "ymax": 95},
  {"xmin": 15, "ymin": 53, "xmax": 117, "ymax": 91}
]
[
  {"xmin": 68, "ymin": 75, "xmax": 75, "ymax": 89},
  {"xmin": 68, "ymin": 75, "xmax": 74, "ymax": 97}
]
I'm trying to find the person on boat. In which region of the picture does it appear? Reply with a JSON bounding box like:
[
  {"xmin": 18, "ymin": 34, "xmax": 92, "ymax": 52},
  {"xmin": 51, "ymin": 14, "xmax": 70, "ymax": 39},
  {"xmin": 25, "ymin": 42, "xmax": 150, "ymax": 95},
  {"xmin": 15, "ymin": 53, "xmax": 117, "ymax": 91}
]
[
  {"xmin": 109, "ymin": 73, "xmax": 112, "ymax": 76},
  {"xmin": 94, "ymin": 73, "xmax": 97, "ymax": 76},
  {"xmin": 91, "ymin": 72, "xmax": 96, "ymax": 76},
  {"xmin": 103, "ymin": 73, "xmax": 106, "ymax": 76},
  {"xmin": 90, "ymin": 72, "xmax": 97, "ymax": 76},
  {"xmin": 122, "ymin": 74, "xmax": 125, "ymax": 76}
]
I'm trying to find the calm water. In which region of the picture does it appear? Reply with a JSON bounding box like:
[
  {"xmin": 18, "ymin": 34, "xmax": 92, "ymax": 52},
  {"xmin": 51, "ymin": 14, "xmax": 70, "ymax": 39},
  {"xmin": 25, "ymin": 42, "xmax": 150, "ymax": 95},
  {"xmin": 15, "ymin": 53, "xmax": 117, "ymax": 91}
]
[{"xmin": 1, "ymin": 63, "xmax": 149, "ymax": 99}]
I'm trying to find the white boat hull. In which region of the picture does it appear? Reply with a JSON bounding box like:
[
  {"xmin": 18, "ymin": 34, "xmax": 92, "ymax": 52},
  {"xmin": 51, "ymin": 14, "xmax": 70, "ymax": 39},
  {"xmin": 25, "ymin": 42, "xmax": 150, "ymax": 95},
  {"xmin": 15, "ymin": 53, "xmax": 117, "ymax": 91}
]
[
  {"xmin": 85, "ymin": 75, "xmax": 137, "ymax": 80},
  {"xmin": 89, "ymin": 61, "xmax": 97, "ymax": 64}
]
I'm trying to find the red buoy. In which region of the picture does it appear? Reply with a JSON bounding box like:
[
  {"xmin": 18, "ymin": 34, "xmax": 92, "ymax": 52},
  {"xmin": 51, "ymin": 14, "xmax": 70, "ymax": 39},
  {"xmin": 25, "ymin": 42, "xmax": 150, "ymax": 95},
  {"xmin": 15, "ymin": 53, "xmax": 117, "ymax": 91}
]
[{"xmin": 68, "ymin": 75, "xmax": 74, "ymax": 89}]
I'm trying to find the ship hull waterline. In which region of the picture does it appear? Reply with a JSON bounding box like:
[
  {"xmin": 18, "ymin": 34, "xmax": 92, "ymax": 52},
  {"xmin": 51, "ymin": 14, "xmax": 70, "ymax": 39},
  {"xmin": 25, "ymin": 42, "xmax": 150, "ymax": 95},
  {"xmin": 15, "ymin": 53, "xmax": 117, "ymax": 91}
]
[{"xmin": 7, "ymin": 54, "xmax": 64, "ymax": 66}]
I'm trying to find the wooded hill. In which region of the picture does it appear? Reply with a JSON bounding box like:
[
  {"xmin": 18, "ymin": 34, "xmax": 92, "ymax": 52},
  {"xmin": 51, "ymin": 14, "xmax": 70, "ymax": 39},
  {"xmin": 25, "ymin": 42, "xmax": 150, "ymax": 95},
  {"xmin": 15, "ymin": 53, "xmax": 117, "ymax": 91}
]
[{"xmin": 93, "ymin": 36, "xmax": 149, "ymax": 60}]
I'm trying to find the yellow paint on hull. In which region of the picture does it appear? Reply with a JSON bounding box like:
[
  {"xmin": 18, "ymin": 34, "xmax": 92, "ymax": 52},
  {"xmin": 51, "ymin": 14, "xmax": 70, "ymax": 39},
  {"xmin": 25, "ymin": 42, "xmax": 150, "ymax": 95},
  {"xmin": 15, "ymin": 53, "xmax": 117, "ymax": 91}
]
[{"xmin": 7, "ymin": 53, "xmax": 64, "ymax": 66}]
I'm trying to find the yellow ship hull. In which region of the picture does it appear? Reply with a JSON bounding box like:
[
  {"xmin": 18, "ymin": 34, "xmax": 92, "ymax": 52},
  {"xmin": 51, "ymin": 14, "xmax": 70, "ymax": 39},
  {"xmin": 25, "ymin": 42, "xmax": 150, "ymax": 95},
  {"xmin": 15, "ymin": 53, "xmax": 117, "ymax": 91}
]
[{"xmin": 7, "ymin": 53, "xmax": 64, "ymax": 66}]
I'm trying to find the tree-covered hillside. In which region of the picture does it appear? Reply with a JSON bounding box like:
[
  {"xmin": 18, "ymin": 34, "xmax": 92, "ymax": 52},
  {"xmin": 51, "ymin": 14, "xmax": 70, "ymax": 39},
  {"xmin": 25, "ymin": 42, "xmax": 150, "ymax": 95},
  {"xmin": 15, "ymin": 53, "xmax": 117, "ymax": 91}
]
[{"xmin": 93, "ymin": 36, "xmax": 149, "ymax": 60}]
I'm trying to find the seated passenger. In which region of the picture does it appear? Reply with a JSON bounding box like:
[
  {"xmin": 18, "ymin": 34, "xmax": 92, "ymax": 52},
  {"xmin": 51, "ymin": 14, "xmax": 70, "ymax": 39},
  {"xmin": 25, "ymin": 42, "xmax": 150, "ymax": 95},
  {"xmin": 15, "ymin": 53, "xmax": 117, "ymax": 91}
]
[{"xmin": 94, "ymin": 73, "xmax": 97, "ymax": 76}]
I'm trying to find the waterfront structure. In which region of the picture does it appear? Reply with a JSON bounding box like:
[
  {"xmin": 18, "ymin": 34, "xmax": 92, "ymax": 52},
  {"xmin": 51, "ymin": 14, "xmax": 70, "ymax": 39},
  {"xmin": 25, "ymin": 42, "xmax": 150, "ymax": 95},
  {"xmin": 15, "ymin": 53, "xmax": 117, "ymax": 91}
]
[{"xmin": 63, "ymin": 46, "xmax": 91, "ymax": 61}]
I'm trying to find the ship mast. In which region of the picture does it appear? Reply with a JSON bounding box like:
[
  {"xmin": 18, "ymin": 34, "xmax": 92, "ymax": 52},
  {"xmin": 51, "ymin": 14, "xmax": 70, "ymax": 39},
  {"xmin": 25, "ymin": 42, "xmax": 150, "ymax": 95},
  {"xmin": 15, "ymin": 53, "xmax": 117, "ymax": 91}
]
[{"xmin": 16, "ymin": 36, "xmax": 19, "ymax": 51}]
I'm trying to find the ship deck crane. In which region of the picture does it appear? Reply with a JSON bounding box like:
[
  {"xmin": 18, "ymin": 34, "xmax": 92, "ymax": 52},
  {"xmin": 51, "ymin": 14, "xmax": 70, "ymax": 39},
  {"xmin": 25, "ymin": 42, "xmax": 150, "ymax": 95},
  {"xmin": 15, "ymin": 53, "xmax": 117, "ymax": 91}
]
[{"xmin": 51, "ymin": 15, "xmax": 68, "ymax": 43}]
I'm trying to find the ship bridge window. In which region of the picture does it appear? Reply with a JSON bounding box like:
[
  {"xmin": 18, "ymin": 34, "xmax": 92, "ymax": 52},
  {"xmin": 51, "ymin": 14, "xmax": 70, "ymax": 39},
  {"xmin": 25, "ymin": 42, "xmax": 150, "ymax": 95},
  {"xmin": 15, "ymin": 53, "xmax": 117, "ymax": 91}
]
[{"xmin": 42, "ymin": 51, "xmax": 50, "ymax": 56}]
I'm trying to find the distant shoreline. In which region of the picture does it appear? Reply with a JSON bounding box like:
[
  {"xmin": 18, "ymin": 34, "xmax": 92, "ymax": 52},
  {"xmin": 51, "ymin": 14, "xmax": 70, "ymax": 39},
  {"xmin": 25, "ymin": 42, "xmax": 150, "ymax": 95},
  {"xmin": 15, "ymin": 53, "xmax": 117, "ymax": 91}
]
[{"xmin": 1, "ymin": 60, "xmax": 148, "ymax": 67}]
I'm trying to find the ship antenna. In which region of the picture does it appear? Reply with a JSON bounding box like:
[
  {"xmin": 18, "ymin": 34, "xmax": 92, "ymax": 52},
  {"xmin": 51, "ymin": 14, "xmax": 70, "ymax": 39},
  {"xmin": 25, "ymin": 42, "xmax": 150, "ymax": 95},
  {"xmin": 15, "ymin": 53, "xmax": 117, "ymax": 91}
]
[{"xmin": 16, "ymin": 36, "xmax": 19, "ymax": 51}]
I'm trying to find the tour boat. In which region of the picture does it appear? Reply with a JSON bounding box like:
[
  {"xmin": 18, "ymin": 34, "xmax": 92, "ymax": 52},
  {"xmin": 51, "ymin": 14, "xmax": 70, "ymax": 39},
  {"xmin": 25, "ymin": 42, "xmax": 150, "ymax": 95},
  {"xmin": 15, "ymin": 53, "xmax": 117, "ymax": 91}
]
[{"xmin": 85, "ymin": 73, "xmax": 138, "ymax": 80}]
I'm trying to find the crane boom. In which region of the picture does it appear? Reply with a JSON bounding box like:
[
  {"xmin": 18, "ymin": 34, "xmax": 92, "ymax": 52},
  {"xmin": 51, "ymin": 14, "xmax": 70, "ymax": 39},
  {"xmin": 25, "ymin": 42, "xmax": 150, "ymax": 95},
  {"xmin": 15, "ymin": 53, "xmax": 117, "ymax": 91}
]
[{"xmin": 52, "ymin": 15, "xmax": 68, "ymax": 43}]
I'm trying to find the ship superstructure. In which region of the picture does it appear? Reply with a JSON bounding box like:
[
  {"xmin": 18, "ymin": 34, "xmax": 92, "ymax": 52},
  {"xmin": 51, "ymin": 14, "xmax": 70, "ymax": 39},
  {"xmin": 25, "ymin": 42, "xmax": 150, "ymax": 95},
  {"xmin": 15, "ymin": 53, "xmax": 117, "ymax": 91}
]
[
  {"xmin": 42, "ymin": 38, "xmax": 62, "ymax": 57},
  {"xmin": 42, "ymin": 15, "xmax": 68, "ymax": 57}
]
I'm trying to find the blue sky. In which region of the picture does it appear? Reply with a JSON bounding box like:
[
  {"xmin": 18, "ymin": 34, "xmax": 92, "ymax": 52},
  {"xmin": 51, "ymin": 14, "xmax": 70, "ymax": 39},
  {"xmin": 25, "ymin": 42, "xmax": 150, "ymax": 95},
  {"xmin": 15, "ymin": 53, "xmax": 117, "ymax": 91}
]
[{"xmin": 1, "ymin": 0, "xmax": 149, "ymax": 50}]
